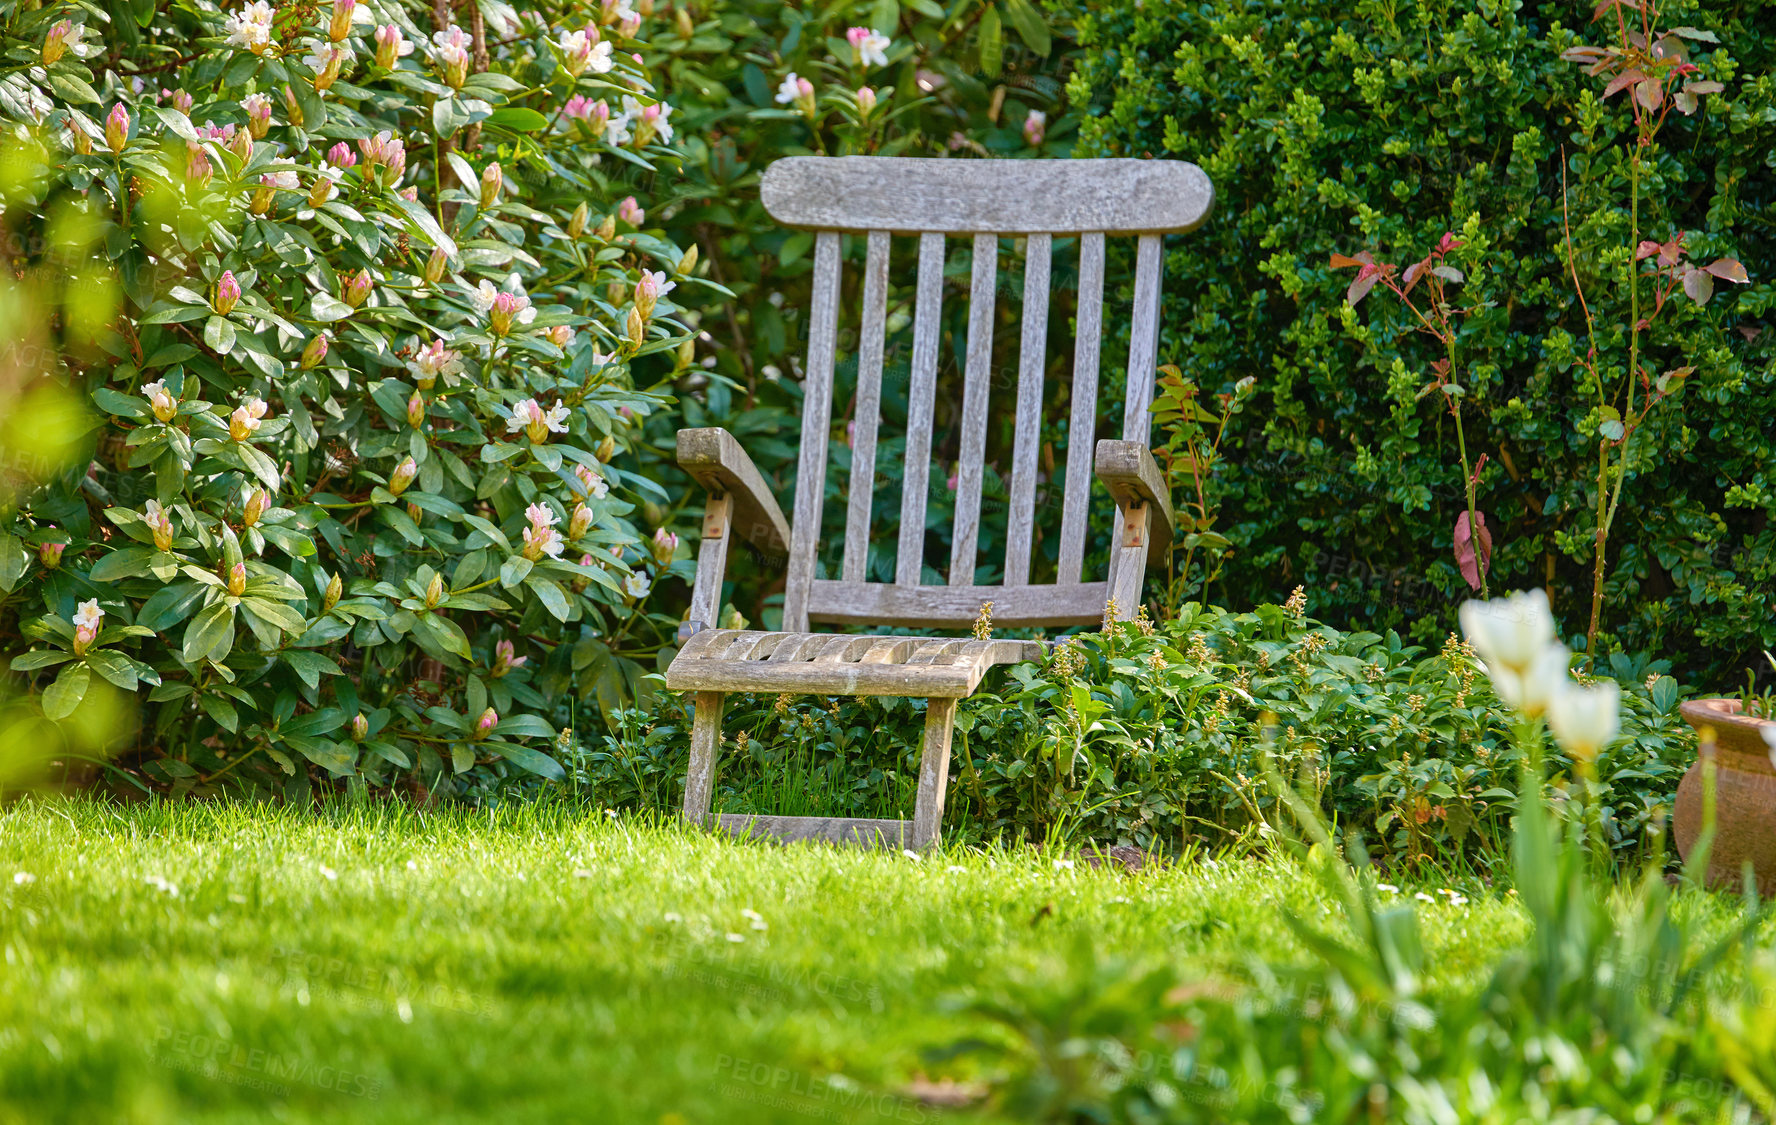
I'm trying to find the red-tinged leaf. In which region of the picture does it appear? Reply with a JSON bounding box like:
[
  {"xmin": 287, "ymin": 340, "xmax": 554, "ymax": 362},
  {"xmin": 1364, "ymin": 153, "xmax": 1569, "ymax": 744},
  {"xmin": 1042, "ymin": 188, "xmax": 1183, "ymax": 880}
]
[
  {"xmin": 1703, "ymin": 258, "xmax": 1748, "ymax": 283},
  {"xmin": 1634, "ymin": 240, "xmax": 1662, "ymax": 261},
  {"xmin": 1560, "ymin": 46, "xmax": 1607, "ymax": 62},
  {"xmin": 1402, "ymin": 259, "xmax": 1426, "ymax": 292},
  {"xmin": 1432, "ymin": 265, "xmax": 1464, "ymax": 283},
  {"xmin": 1670, "ymin": 26, "xmax": 1720, "ymax": 43},
  {"xmin": 1604, "ymin": 69, "xmax": 1648, "ymax": 98},
  {"xmin": 1685, "ymin": 80, "xmax": 1724, "ymax": 95},
  {"xmin": 1682, "ymin": 267, "xmax": 1714, "ymax": 304},
  {"xmin": 1347, "ymin": 272, "xmax": 1381, "ymax": 305},
  {"xmin": 1329, "ymin": 252, "xmax": 1364, "ymax": 269},
  {"xmin": 1658, "ymin": 234, "xmax": 1684, "ymax": 268},
  {"xmin": 1739, "ymin": 325, "xmax": 1763, "ymax": 343},
  {"xmin": 1673, "ymin": 90, "xmax": 1698, "ymax": 116},
  {"xmin": 1454, "ymin": 510, "xmax": 1492, "ymax": 592},
  {"xmin": 1651, "ymin": 36, "xmax": 1689, "ymax": 64},
  {"xmin": 1636, "ymin": 79, "xmax": 1664, "ymax": 112},
  {"xmin": 1436, "ymin": 232, "xmax": 1463, "ymax": 254}
]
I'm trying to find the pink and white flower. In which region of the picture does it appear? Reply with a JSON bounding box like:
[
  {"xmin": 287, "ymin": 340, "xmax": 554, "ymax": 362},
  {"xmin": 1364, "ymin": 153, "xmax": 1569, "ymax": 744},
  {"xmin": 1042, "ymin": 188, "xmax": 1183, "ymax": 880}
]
[
  {"xmin": 141, "ymin": 380, "xmax": 177, "ymax": 423},
  {"xmin": 431, "ymin": 25, "xmax": 471, "ymax": 87},
  {"xmin": 373, "ymin": 24, "xmax": 413, "ymax": 69},
  {"xmin": 616, "ymin": 195, "xmax": 644, "ymax": 225},
  {"xmin": 846, "ymin": 26, "xmax": 891, "ymax": 68},
  {"xmin": 573, "ymin": 464, "xmax": 610, "ymax": 499},
  {"xmin": 1023, "ymin": 109, "xmax": 1047, "ymax": 147},
  {"xmin": 508, "ymin": 398, "xmax": 570, "ymax": 443},
  {"xmin": 224, "ymin": 1, "xmax": 276, "ymax": 54},
  {"xmin": 557, "ymin": 27, "xmax": 613, "ymax": 76},
  {"xmin": 521, "ymin": 502, "xmax": 565, "ymax": 559},
  {"xmin": 229, "ymin": 396, "xmax": 268, "ymax": 442},
  {"xmin": 410, "ymin": 338, "xmax": 463, "ymax": 387},
  {"xmin": 144, "ymin": 500, "xmax": 175, "ymax": 551},
  {"xmin": 71, "ymin": 599, "xmax": 104, "ymax": 655},
  {"xmin": 242, "ymin": 93, "xmax": 274, "ymax": 138}
]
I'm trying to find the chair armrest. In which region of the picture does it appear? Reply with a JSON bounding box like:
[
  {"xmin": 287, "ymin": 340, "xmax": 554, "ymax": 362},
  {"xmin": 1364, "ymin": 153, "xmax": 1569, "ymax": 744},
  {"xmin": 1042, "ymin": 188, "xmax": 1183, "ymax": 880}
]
[
  {"xmin": 676, "ymin": 427, "xmax": 792, "ymax": 556},
  {"xmin": 1094, "ymin": 439, "xmax": 1174, "ymax": 565}
]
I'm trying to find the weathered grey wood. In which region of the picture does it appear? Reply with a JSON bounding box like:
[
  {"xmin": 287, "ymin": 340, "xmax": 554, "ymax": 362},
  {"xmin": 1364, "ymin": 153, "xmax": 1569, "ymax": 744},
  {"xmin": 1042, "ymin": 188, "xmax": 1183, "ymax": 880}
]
[
  {"xmin": 666, "ymin": 628, "xmax": 1041, "ymax": 698},
  {"xmin": 1107, "ymin": 503, "xmax": 1150, "ymax": 622},
  {"xmin": 911, "ymin": 698, "xmax": 959, "ymax": 850},
  {"xmin": 1122, "ymin": 234, "xmax": 1164, "ymax": 447},
  {"xmin": 950, "ymin": 233, "xmax": 997, "ymax": 586},
  {"xmin": 676, "ymin": 428, "xmax": 791, "ymax": 555},
  {"xmin": 842, "ymin": 230, "xmax": 892, "ymax": 584},
  {"xmin": 687, "ymin": 493, "xmax": 730, "ymax": 632},
  {"xmin": 682, "ymin": 691, "xmax": 724, "ymax": 823},
  {"xmin": 1095, "ymin": 439, "xmax": 1174, "ymax": 564},
  {"xmin": 715, "ymin": 814, "xmax": 910, "ymax": 849},
  {"xmin": 1003, "ymin": 234, "xmax": 1050, "ymax": 587},
  {"xmin": 897, "ymin": 232, "xmax": 945, "ymax": 587},
  {"xmin": 783, "ymin": 230, "xmax": 842, "ymax": 634},
  {"xmin": 1059, "ymin": 233, "xmax": 1105, "ymax": 585},
  {"xmin": 807, "ymin": 579, "xmax": 1108, "ymax": 629},
  {"xmin": 761, "ymin": 157, "xmax": 1214, "ymax": 236}
]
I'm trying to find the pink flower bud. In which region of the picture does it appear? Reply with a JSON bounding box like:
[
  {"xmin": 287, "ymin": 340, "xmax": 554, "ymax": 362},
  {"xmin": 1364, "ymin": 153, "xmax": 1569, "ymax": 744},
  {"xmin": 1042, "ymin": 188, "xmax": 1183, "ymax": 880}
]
[
  {"xmin": 617, "ymin": 196, "xmax": 644, "ymax": 226},
  {"xmin": 282, "ymin": 86, "xmax": 305, "ymax": 128},
  {"xmin": 1023, "ymin": 109, "xmax": 1047, "ymax": 148},
  {"xmin": 342, "ymin": 269, "xmax": 373, "ymax": 308},
  {"xmin": 72, "ymin": 622, "xmax": 97, "ymax": 656},
  {"xmin": 228, "ymin": 128, "xmax": 253, "ymax": 164},
  {"xmin": 327, "ymin": 141, "xmax": 357, "ymax": 169},
  {"xmin": 242, "ymin": 488, "xmax": 269, "ymax": 527},
  {"xmin": 650, "ymin": 527, "xmax": 678, "ymax": 565},
  {"xmin": 373, "ymin": 24, "xmax": 409, "ymax": 69},
  {"xmin": 569, "ymin": 503, "xmax": 593, "ymax": 540},
  {"xmin": 856, "ymin": 86, "xmax": 876, "ymax": 117},
  {"xmin": 250, "ymin": 177, "xmax": 275, "ymax": 215},
  {"xmin": 185, "ymin": 144, "xmax": 213, "ymax": 187},
  {"xmin": 43, "ymin": 21, "xmax": 72, "ymax": 66},
  {"xmin": 105, "ymin": 103, "xmax": 129, "ymax": 153},
  {"xmin": 350, "ymin": 713, "xmax": 369, "ymax": 740},
  {"xmin": 38, "ymin": 540, "xmax": 64, "ymax": 569},
  {"xmin": 172, "ymin": 89, "xmax": 194, "ymax": 114},
  {"xmin": 479, "ymin": 162, "xmax": 502, "ymax": 208},
  {"xmin": 300, "ymin": 333, "xmax": 328, "ymax": 370},
  {"xmin": 407, "ymin": 391, "xmax": 426, "ymax": 429},
  {"xmin": 388, "ymin": 455, "xmax": 417, "ymax": 496},
  {"xmin": 474, "ymin": 707, "xmax": 498, "ymax": 738},
  {"xmin": 243, "ymin": 93, "xmax": 273, "ymax": 138},
  {"xmin": 227, "ymin": 561, "xmax": 248, "ymax": 596},
  {"xmin": 327, "ymin": 0, "xmax": 356, "ymax": 42},
  {"xmin": 212, "ymin": 271, "xmax": 241, "ymax": 316}
]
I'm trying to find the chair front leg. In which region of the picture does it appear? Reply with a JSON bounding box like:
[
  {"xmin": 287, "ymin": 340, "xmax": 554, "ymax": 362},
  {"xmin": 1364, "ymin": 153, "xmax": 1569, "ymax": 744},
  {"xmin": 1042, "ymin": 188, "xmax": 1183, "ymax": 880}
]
[
  {"xmin": 911, "ymin": 698, "xmax": 959, "ymax": 850},
  {"xmin": 683, "ymin": 691, "xmax": 725, "ymax": 824}
]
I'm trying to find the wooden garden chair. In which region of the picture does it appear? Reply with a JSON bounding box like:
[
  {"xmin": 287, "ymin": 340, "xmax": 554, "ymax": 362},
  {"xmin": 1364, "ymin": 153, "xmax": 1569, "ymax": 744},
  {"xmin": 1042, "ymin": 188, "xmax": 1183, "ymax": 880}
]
[{"xmin": 663, "ymin": 156, "xmax": 1214, "ymax": 850}]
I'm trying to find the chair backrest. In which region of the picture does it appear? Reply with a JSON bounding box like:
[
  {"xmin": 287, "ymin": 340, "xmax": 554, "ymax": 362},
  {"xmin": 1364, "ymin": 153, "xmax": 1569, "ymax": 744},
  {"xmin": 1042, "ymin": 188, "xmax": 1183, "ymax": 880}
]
[{"xmin": 760, "ymin": 156, "xmax": 1213, "ymax": 634}]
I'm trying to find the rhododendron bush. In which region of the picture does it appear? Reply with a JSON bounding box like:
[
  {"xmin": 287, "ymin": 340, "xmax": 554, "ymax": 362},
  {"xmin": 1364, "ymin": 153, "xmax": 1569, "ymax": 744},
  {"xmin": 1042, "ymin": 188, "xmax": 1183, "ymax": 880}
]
[{"xmin": 0, "ymin": 0, "xmax": 706, "ymax": 795}]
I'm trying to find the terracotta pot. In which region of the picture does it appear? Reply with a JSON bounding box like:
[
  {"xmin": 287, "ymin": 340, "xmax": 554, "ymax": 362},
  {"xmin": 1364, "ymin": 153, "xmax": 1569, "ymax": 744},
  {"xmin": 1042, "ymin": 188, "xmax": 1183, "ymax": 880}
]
[{"xmin": 1673, "ymin": 697, "xmax": 1776, "ymax": 893}]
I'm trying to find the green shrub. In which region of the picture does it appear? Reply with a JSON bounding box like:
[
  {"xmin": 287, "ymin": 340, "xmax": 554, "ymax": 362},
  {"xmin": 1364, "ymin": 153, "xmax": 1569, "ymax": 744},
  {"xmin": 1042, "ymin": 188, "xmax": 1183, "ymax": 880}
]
[
  {"xmin": 1061, "ymin": 0, "xmax": 1776, "ymax": 685},
  {"xmin": 569, "ymin": 597, "xmax": 1695, "ymax": 872},
  {"xmin": 0, "ymin": 0, "xmax": 702, "ymax": 796}
]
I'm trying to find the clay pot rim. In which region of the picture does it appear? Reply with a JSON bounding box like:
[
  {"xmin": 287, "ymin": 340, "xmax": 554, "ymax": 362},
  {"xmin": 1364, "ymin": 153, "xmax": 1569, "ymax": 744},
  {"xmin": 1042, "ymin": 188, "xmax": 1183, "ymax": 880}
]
[{"xmin": 1679, "ymin": 697, "xmax": 1776, "ymax": 760}]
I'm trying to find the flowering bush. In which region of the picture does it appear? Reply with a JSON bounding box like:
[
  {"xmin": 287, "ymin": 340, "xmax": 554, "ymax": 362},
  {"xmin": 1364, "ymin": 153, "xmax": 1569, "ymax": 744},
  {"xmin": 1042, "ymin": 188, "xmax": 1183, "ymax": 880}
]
[{"xmin": 0, "ymin": 0, "xmax": 709, "ymax": 795}]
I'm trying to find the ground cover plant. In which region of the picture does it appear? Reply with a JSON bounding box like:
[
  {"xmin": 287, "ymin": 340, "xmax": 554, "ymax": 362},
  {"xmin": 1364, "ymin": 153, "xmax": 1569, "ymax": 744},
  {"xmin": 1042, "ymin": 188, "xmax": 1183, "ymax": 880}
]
[{"xmin": 577, "ymin": 592, "xmax": 1696, "ymax": 873}]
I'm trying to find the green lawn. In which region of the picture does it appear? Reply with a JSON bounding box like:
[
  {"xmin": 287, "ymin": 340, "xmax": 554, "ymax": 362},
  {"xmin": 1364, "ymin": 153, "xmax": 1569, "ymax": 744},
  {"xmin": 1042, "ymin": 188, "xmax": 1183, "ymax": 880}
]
[{"xmin": 0, "ymin": 796, "xmax": 1709, "ymax": 1124}]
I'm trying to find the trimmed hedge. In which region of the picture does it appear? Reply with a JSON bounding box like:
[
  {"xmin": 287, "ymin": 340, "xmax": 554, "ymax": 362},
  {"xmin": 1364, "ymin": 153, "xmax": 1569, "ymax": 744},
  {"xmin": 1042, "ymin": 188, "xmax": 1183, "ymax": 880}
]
[{"xmin": 1062, "ymin": 0, "xmax": 1776, "ymax": 685}]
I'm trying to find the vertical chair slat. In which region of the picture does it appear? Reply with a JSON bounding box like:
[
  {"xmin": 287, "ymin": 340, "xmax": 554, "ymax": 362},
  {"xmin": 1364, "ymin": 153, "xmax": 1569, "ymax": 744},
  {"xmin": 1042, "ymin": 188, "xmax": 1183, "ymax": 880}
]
[
  {"xmin": 897, "ymin": 232, "xmax": 945, "ymax": 587},
  {"xmin": 1003, "ymin": 234, "xmax": 1051, "ymax": 586},
  {"xmin": 1121, "ymin": 233, "xmax": 1164, "ymax": 447},
  {"xmin": 842, "ymin": 231, "xmax": 892, "ymax": 584},
  {"xmin": 781, "ymin": 230, "xmax": 842, "ymax": 633},
  {"xmin": 1058, "ymin": 232, "xmax": 1105, "ymax": 584},
  {"xmin": 949, "ymin": 233, "xmax": 998, "ymax": 586}
]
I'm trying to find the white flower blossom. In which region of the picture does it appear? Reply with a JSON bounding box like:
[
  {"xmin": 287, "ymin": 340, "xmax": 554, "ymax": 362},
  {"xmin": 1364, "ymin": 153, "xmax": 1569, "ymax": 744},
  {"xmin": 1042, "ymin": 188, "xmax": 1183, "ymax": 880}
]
[
  {"xmin": 72, "ymin": 599, "xmax": 105, "ymax": 632},
  {"xmin": 623, "ymin": 571, "xmax": 651, "ymax": 599},
  {"xmin": 224, "ymin": 1, "xmax": 275, "ymax": 53},
  {"xmin": 774, "ymin": 72, "xmax": 803, "ymax": 105}
]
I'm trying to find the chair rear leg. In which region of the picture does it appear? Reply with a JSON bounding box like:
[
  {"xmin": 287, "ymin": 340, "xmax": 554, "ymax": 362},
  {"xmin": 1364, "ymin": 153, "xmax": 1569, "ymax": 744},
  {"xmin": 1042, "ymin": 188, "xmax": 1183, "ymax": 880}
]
[
  {"xmin": 683, "ymin": 691, "xmax": 725, "ymax": 825},
  {"xmin": 911, "ymin": 698, "xmax": 959, "ymax": 851}
]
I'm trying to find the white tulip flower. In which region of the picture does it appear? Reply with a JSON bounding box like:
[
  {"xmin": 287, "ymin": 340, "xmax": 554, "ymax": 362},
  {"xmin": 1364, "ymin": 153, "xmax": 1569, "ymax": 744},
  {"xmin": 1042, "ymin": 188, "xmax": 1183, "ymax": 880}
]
[{"xmin": 1546, "ymin": 679, "xmax": 1621, "ymax": 761}]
